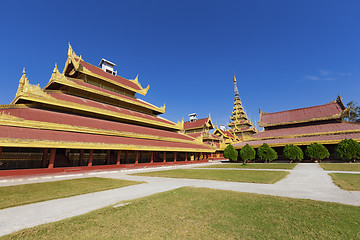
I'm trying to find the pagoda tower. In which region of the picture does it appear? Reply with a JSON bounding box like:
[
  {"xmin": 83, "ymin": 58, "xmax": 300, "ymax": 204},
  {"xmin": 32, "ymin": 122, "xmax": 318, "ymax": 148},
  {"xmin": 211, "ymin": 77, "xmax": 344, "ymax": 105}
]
[{"xmin": 227, "ymin": 75, "xmax": 257, "ymax": 138}]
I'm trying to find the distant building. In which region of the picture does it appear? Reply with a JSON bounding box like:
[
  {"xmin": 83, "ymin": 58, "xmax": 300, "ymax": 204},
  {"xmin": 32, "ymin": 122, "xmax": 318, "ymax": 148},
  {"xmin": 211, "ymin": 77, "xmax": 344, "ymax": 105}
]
[{"xmin": 234, "ymin": 94, "xmax": 360, "ymax": 159}]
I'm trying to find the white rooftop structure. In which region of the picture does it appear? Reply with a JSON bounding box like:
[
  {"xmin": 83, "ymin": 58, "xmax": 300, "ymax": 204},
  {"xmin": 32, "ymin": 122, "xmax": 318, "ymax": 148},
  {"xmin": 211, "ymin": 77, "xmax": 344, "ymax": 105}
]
[
  {"xmin": 99, "ymin": 58, "xmax": 117, "ymax": 76},
  {"xmin": 189, "ymin": 113, "xmax": 197, "ymax": 122}
]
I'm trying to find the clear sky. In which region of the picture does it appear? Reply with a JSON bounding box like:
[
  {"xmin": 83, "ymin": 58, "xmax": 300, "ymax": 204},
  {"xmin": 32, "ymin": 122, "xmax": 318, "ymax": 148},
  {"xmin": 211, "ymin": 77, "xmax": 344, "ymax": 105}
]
[{"xmin": 0, "ymin": 1, "xmax": 359, "ymax": 129}]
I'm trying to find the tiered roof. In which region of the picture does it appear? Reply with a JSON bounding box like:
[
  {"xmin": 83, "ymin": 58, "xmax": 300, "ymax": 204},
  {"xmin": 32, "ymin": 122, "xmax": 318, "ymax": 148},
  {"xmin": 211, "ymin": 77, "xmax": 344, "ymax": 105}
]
[
  {"xmin": 234, "ymin": 95, "xmax": 359, "ymax": 148},
  {"xmin": 259, "ymin": 95, "xmax": 347, "ymax": 129},
  {"xmin": 183, "ymin": 114, "xmax": 214, "ymax": 133},
  {"xmin": 0, "ymin": 45, "xmax": 213, "ymax": 153},
  {"xmin": 227, "ymin": 75, "xmax": 256, "ymax": 137}
]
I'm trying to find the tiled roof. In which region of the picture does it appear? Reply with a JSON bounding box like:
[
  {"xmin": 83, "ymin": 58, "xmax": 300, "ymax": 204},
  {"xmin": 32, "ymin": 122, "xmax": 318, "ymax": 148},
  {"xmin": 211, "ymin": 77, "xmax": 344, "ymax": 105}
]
[
  {"xmin": 186, "ymin": 132, "xmax": 203, "ymax": 138},
  {"xmin": 253, "ymin": 122, "xmax": 360, "ymax": 139},
  {"xmin": 72, "ymin": 80, "xmax": 158, "ymax": 110},
  {"xmin": 0, "ymin": 125, "xmax": 212, "ymax": 151},
  {"xmin": 47, "ymin": 92, "xmax": 175, "ymax": 126},
  {"xmin": 0, "ymin": 108, "xmax": 193, "ymax": 142},
  {"xmin": 80, "ymin": 60, "xmax": 142, "ymax": 91},
  {"xmin": 234, "ymin": 132, "xmax": 360, "ymax": 148},
  {"xmin": 184, "ymin": 117, "xmax": 210, "ymax": 130},
  {"xmin": 260, "ymin": 102, "xmax": 345, "ymax": 126}
]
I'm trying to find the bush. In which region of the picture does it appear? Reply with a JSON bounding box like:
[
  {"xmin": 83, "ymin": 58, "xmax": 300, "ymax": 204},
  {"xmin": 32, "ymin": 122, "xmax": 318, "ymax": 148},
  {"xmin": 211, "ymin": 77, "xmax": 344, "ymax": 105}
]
[
  {"xmin": 224, "ymin": 144, "xmax": 238, "ymax": 162},
  {"xmin": 283, "ymin": 144, "xmax": 304, "ymax": 162},
  {"xmin": 335, "ymin": 139, "xmax": 360, "ymax": 162},
  {"xmin": 239, "ymin": 144, "xmax": 256, "ymax": 163},
  {"xmin": 305, "ymin": 143, "xmax": 330, "ymax": 162},
  {"xmin": 257, "ymin": 143, "xmax": 278, "ymax": 163}
]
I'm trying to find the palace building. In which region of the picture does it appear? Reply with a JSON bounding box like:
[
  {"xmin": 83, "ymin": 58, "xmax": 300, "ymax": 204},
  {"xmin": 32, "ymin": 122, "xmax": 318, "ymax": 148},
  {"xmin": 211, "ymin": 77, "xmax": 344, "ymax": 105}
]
[
  {"xmin": 234, "ymin": 94, "xmax": 360, "ymax": 158},
  {"xmin": 0, "ymin": 45, "xmax": 214, "ymax": 172}
]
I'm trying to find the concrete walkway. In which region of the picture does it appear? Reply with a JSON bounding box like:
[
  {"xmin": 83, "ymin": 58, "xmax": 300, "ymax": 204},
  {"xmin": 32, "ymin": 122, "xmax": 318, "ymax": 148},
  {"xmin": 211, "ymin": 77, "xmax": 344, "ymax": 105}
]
[{"xmin": 0, "ymin": 163, "xmax": 359, "ymax": 236}]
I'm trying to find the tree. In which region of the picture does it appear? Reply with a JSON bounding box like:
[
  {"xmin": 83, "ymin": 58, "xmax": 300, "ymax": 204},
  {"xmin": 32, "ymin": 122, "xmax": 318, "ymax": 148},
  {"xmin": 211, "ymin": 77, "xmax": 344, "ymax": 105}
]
[
  {"xmin": 257, "ymin": 143, "xmax": 278, "ymax": 163},
  {"xmin": 305, "ymin": 143, "xmax": 330, "ymax": 162},
  {"xmin": 335, "ymin": 139, "xmax": 360, "ymax": 162},
  {"xmin": 239, "ymin": 144, "xmax": 256, "ymax": 163},
  {"xmin": 224, "ymin": 144, "xmax": 238, "ymax": 162},
  {"xmin": 345, "ymin": 101, "xmax": 360, "ymax": 122},
  {"xmin": 283, "ymin": 144, "xmax": 304, "ymax": 162}
]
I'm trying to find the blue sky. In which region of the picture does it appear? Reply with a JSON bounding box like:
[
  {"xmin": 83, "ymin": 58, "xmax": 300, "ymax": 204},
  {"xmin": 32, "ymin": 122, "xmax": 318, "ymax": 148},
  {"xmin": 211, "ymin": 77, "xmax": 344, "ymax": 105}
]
[{"xmin": 0, "ymin": 1, "xmax": 359, "ymax": 129}]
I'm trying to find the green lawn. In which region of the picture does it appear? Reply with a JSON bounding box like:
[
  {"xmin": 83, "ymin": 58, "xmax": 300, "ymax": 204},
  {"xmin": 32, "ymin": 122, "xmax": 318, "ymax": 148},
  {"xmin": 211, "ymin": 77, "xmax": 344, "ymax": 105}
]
[
  {"xmin": 132, "ymin": 169, "xmax": 289, "ymax": 184},
  {"xmin": 0, "ymin": 177, "xmax": 141, "ymax": 209},
  {"xmin": 199, "ymin": 163, "xmax": 297, "ymax": 169},
  {"xmin": 329, "ymin": 173, "xmax": 360, "ymax": 191},
  {"xmin": 320, "ymin": 163, "xmax": 360, "ymax": 171},
  {"xmin": 3, "ymin": 187, "xmax": 359, "ymax": 240}
]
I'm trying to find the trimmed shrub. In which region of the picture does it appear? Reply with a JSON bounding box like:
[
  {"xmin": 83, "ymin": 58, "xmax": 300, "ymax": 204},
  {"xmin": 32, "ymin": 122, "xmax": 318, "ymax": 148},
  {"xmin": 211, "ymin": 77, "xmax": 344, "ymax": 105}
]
[
  {"xmin": 224, "ymin": 144, "xmax": 238, "ymax": 162},
  {"xmin": 283, "ymin": 144, "xmax": 304, "ymax": 162},
  {"xmin": 239, "ymin": 144, "xmax": 256, "ymax": 163},
  {"xmin": 257, "ymin": 143, "xmax": 278, "ymax": 163},
  {"xmin": 335, "ymin": 138, "xmax": 360, "ymax": 162},
  {"xmin": 305, "ymin": 143, "xmax": 330, "ymax": 162}
]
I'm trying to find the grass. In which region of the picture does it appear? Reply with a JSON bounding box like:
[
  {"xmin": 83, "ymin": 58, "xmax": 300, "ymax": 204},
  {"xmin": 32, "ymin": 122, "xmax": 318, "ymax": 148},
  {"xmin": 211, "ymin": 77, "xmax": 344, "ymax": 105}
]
[
  {"xmin": 199, "ymin": 163, "xmax": 297, "ymax": 169},
  {"xmin": 320, "ymin": 163, "xmax": 360, "ymax": 171},
  {"xmin": 3, "ymin": 187, "xmax": 359, "ymax": 240},
  {"xmin": 132, "ymin": 169, "xmax": 289, "ymax": 184},
  {"xmin": 329, "ymin": 173, "xmax": 360, "ymax": 191},
  {"xmin": 0, "ymin": 177, "xmax": 141, "ymax": 209}
]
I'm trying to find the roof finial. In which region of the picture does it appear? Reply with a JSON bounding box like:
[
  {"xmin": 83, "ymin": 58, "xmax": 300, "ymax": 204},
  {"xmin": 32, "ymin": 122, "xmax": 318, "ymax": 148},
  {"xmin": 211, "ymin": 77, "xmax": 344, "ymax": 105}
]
[
  {"xmin": 233, "ymin": 74, "xmax": 239, "ymax": 98},
  {"xmin": 68, "ymin": 42, "xmax": 73, "ymax": 57},
  {"xmin": 22, "ymin": 67, "xmax": 26, "ymax": 75},
  {"xmin": 53, "ymin": 63, "xmax": 58, "ymax": 73}
]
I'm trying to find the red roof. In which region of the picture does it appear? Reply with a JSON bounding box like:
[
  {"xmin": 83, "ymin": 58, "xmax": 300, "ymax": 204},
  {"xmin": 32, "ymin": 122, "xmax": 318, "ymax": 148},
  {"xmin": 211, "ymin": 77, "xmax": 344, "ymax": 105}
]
[
  {"xmin": 0, "ymin": 125, "xmax": 212, "ymax": 151},
  {"xmin": 71, "ymin": 80, "xmax": 158, "ymax": 110},
  {"xmin": 253, "ymin": 122, "xmax": 360, "ymax": 139},
  {"xmin": 234, "ymin": 132, "xmax": 360, "ymax": 148},
  {"xmin": 80, "ymin": 60, "xmax": 142, "ymax": 91},
  {"xmin": 47, "ymin": 92, "xmax": 175, "ymax": 126},
  {"xmin": 184, "ymin": 117, "xmax": 212, "ymax": 130},
  {"xmin": 0, "ymin": 108, "xmax": 193, "ymax": 142},
  {"xmin": 186, "ymin": 132, "xmax": 203, "ymax": 138},
  {"xmin": 260, "ymin": 102, "xmax": 344, "ymax": 126}
]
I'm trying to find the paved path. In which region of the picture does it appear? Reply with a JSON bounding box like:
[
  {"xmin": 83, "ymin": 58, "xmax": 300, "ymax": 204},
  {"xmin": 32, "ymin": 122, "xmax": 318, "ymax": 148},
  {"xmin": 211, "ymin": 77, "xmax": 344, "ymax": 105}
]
[{"xmin": 0, "ymin": 163, "xmax": 359, "ymax": 236}]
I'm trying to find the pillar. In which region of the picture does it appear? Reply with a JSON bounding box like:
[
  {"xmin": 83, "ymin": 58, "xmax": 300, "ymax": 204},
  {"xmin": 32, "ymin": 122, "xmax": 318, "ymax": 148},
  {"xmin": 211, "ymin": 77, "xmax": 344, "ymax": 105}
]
[
  {"xmin": 106, "ymin": 150, "xmax": 111, "ymax": 165},
  {"xmin": 174, "ymin": 151, "xmax": 177, "ymax": 163},
  {"xmin": 116, "ymin": 150, "xmax": 121, "ymax": 165},
  {"xmin": 185, "ymin": 152, "xmax": 188, "ymax": 162},
  {"xmin": 163, "ymin": 151, "xmax": 166, "ymax": 162},
  {"xmin": 135, "ymin": 151, "xmax": 139, "ymax": 164},
  {"xmin": 48, "ymin": 148, "xmax": 56, "ymax": 169},
  {"xmin": 150, "ymin": 151, "xmax": 154, "ymax": 163},
  {"xmin": 42, "ymin": 148, "xmax": 48, "ymax": 168},
  {"xmin": 88, "ymin": 149, "xmax": 94, "ymax": 166},
  {"xmin": 79, "ymin": 149, "xmax": 84, "ymax": 166}
]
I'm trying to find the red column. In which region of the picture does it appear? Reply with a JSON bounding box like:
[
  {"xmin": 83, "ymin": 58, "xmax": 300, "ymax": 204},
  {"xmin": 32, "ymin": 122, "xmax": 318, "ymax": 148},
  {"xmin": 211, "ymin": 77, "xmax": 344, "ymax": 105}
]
[
  {"xmin": 88, "ymin": 149, "xmax": 93, "ymax": 166},
  {"xmin": 42, "ymin": 148, "xmax": 48, "ymax": 168},
  {"xmin": 163, "ymin": 151, "xmax": 166, "ymax": 162},
  {"xmin": 106, "ymin": 150, "xmax": 111, "ymax": 165},
  {"xmin": 0, "ymin": 147, "xmax": 2, "ymax": 158},
  {"xmin": 116, "ymin": 150, "xmax": 121, "ymax": 165},
  {"xmin": 79, "ymin": 149, "xmax": 84, "ymax": 166},
  {"xmin": 135, "ymin": 151, "xmax": 139, "ymax": 164},
  {"xmin": 48, "ymin": 148, "xmax": 56, "ymax": 169},
  {"xmin": 174, "ymin": 152, "xmax": 177, "ymax": 163},
  {"xmin": 150, "ymin": 151, "xmax": 154, "ymax": 163},
  {"xmin": 185, "ymin": 152, "xmax": 188, "ymax": 162}
]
